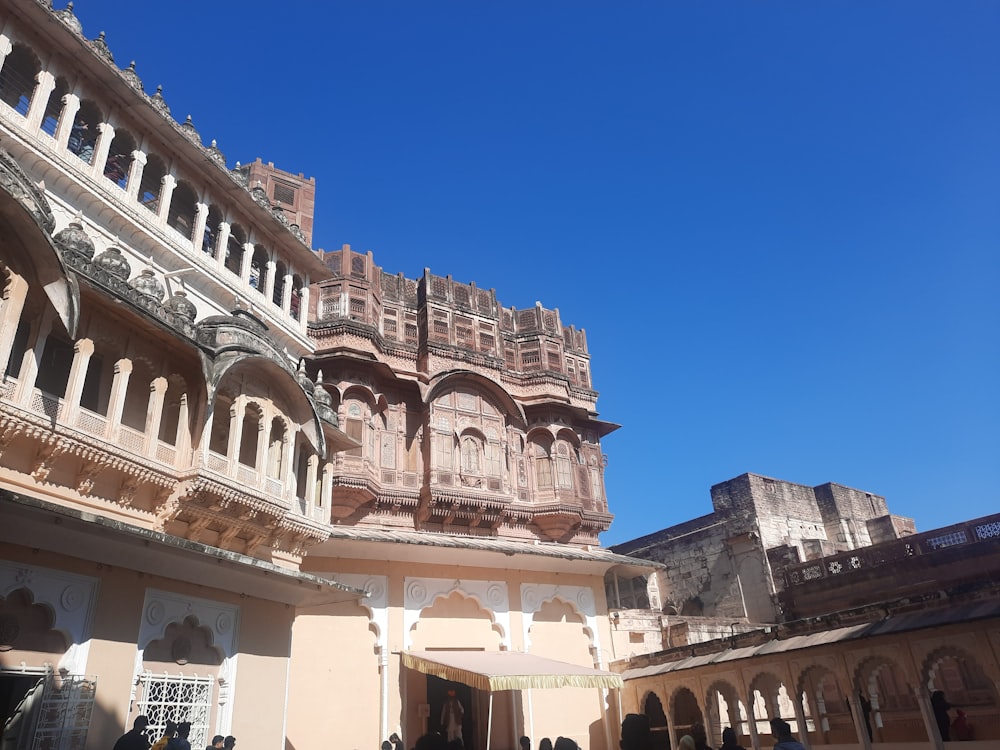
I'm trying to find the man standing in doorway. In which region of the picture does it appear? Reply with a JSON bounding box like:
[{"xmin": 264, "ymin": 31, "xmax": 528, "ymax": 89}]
[{"xmin": 441, "ymin": 689, "xmax": 464, "ymax": 743}]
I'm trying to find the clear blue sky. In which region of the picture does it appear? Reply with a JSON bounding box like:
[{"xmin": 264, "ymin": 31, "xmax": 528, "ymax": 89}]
[{"xmin": 73, "ymin": 1, "xmax": 999, "ymax": 545}]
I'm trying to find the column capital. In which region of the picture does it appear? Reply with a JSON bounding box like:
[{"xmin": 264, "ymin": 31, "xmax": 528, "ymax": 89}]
[
  {"xmin": 131, "ymin": 149, "xmax": 147, "ymax": 166},
  {"xmin": 74, "ymin": 338, "xmax": 95, "ymax": 356}
]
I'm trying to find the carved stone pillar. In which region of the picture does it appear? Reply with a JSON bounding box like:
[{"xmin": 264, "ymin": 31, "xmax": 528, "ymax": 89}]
[
  {"xmin": 25, "ymin": 70, "xmax": 54, "ymax": 131},
  {"xmin": 174, "ymin": 394, "xmax": 190, "ymax": 467},
  {"xmin": 282, "ymin": 430, "xmax": 298, "ymax": 501},
  {"xmin": 54, "ymin": 92, "xmax": 80, "ymax": 151},
  {"xmin": 145, "ymin": 377, "xmax": 168, "ymax": 458},
  {"xmin": 105, "ymin": 358, "xmax": 133, "ymax": 438},
  {"xmin": 263, "ymin": 260, "xmax": 276, "ymax": 302},
  {"xmin": 126, "ymin": 150, "xmax": 147, "ymax": 201},
  {"xmin": 58, "ymin": 338, "xmax": 95, "ymax": 425},
  {"xmin": 215, "ymin": 221, "xmax": 231, "ymax": 268},
  {"xmin": 14, "ymin": 313, "xmax": 49, "ymax": 405},
  {"xmin": 90, "ymin": 121, "xmax": 116, "ymax": 179},
  {"xmin": 0, "ymin": 272, "xmax": 29, "ymax": 378},
  {"xmin": 255, "ymin": 408, "xmax": 269, "ymax": 475},
  {"xmin": 298, "ymin": 284, "xmax": 310, "ymax": 332},
  {"xmin": 305, "ymin": 453, "xmax": 319, "ymax": 512},
  {"xmin": 226, "ymin": 398, "xmax": 243, "ymax": 477},
  {"xmin": 191, "ymin": 202, "xmax": 209, "ymax": 255},
  {"xmin": 281, "ymin": 270, "xmax": 293, "ymax": 314},
  {"xmin": 240, "ymin": 242, "xmax": 254, "ymax": 284},
  {"xmin": 157, "ymin": 173, "xmax": 177, "ymax": 223},
  {"xmin": 320, "ymin": 462, "xmax": 333, "ymax": 519}
]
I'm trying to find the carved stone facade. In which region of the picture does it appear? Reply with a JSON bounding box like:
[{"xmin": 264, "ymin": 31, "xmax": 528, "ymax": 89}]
[{"xmin": 0, "ymin": 4, "xmax": 645, "ymax": 750}]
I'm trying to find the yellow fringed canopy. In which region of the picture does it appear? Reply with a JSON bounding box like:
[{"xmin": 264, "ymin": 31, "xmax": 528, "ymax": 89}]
[{"xmin": 401, "ymin": 650, "xmax": 623, "ymax": 692}]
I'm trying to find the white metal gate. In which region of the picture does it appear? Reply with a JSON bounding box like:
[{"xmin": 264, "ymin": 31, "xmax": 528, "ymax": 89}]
[{"xmin": 136, "ymin": 672, "xmax": 214, "ymax": 748}]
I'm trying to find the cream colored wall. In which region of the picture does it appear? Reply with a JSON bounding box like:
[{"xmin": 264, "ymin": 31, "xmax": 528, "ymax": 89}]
[
  {"xmin": 286, "ymin": 600, "xmax": 380, "ymax": 750},
  {"xmin": 528, "ymin": 599, "xmax": 608, "ymax": 750},
  {"xmin": 292, "ymin": 556, "xmax": 616, "ymax": 750},
  {"xmin": 0, "ymin": 543, "xmax": 294, "ymax": 750}
]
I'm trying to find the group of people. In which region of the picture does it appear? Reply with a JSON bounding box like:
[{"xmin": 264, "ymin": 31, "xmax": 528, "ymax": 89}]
[
  {"xmin": 112, "ymin": 716, "xmax": 237, "ymax": 750},
  {"xmin": 619, "ymin": 713, "xmax": 803, "ymax": 750}
]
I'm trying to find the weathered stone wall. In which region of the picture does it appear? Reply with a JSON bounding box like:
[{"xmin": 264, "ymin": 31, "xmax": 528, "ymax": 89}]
[{"xmin": 612, "ymin": 473, "xmax": 915, "ymax": 625}]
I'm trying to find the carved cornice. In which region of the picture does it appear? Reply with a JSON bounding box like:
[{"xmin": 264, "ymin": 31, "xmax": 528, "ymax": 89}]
[{"xmin": 0, "ymin": 147, "xmax": 55, "ymax": 233}]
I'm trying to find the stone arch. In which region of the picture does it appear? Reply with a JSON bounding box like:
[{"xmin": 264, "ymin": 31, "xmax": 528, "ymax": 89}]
[
  {"xmin": 67, "ymin": 99, "xmax": 102, "ymax": 165},
  {"xmin": 225, "ymin": 223, "xmax": 246, "ymax": 277},
  {"xmin": 40, "ymin": 75, "xmax": 69, "ymax": 137},
  {"xmin": 0, "ymin": 562, "xmax": 98, "ymax": 674},
  {"xmin": 0, "ymin": 152, "xmax": 79, "ymax": 336},
  {"xmin": 248, "ymin": 244, "xmax": 267, "ymax": 290},
  {"xmin": 138, "ymin": 153, "xmax": 167, "ymax": 213},
  {"xmin": 102, "ymin": 127, "xmax": 135, "ymax": 189},
  {"xmin": 167, "ymin": 179, "xmax": 198, "ymax": 241},
  {"xmin": 424, "ymin": 370, "xmax": 526, "ymax": 427},
  {"xmin": 748, "ymin": 669, "xmax": 798, "ymax": 735},
  {"xmin": 0, "ymin": 587, "xmax": 69, "ymax": 667},
  {"xmin": 0, "ymin": 42, "xmax": 40, "ymax": 116},
  {"xmin": 669, "ymin": 684, "xmax": 705, "ymax": 741},
  {"xmin": 797, "ymin": 663, "xmax": 851, "ymax": 743},
  {"xmin": 705, "ymin": 678, "xmax": 748, "ymax": 743},
  {"xmin": 643, "ymin": 690, "xmax": 670, "ymax": 750},
  {"xmin": 404, "ymin": 578, "xmax": 510, "ymax": 650},
  {"xmin": 854, "ymin": 654, "xmax": 921, "ymax": 744},
  {"xmin": 143, "ymin": 615, "xmax": 223, "ymax": 668},
  {"xmin": 409, "ymin": 591, "xmax": 504, "ymax": 651},
  {"xmin": 202, "ymin": 204, "xmax": 224, "ymax": 256},
  {"xmin": 922, "ymin": 644, "xmax": 1000, "ymax": 741}
]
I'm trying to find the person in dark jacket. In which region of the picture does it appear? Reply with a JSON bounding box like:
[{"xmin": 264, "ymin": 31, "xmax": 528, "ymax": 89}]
[
  {"xmin": 113, "ymin": 716, "xmax": 151, "ymax": 750},
  {"xmin": 769, "ymin": 719, "xmax": 805, "ymax": 750},
  {"xmin": 718, "ymin": 727, "xmax": 746, "ymax": 750}
]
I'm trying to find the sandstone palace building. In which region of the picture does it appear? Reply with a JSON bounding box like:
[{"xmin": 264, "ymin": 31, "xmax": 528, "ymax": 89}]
[{"xmin": 0, "ymin": 3, "xmax": 645, "ymax": 749}]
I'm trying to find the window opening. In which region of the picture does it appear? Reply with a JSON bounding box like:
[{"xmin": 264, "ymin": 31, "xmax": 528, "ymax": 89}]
[
  {"xmin": 202, "ymin": 206, "xmax": 223, "ymax": 256},
  {"xmin": 68, "ymin": 100, "xmax": 102, "ymax": 165},
  {"xmin": 5, "ymin": 320, "xmax": 29, "ymax": 378},
  {"xmin": 167, "ymin": 181, "xmax": 198, "ymax": 241},
  {"xmin": 40, "ymin": 76, "xmax": 68, "ymax": 136},
  {"xmin": 225, "ymin": 225, "xmax": 246, "ymax": 277},
  {"xmin": 103, "ymin": 130, "xmax": 136, "ymax": 189},
  {"xmin": 0, "ymin": 44, "xmax": 40, "ymax": 116},
  {"xmin": 138, "ymin": 154, "xmax": 167, "ymax": 213},
  {"xmin": 35, "ymin": 335, "xmax": 74, "ymax": 398}
]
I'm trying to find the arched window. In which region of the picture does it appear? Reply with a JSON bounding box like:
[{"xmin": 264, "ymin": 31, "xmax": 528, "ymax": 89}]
[
  {"xmin": 167, "ymin": 180, "xmax": 198, "ymax": 241},
  {"xmin": 0, "ymin": 44, "xmax": 40, "ymax": 116},
  {"xmin": 40, "ymin": 76, "xmax": 68, "ymax": 136},
  {"xmin": 267, "ymin": 418, "xmax": 285, "ymax": 479},
  {"xmin": 158, "ymin": 377, "xmax": 186, "ymax": 447},
  {"xmin": 202, "ymin": 205, "xmax": 223, "ymax": 256},
  {"xmin": 225, "ymin": 224, "xmax": 246, "ymax": 277},
  {"xmin": 103, "ymin": 129, "xmax": 136, "ymax": 189},
  {"xmin": 272, "ymin": 261, "xmax": 287, "ymax": 307},
  {"xmin": 249, "ymin": 245, "xmax": 268, "ymax": 290},
  {"xmin": 207, "ymin": 396, "xmax": 232, "ymax": 457},
  {"xmin": 533, "ymin": 437, "xmax": 553, "ymax": 489},
  {"xmin": 68, "ymin": 99, "xmax": 103, "ymax": 164},
  {"xmin": 238, "ymin": 403, "xmax": 261, "ymax": 468},
  {"xmin": 120, "ymin": 360, "xmax": 154, "ymax": 432},
  {"xmin": 343, "ymin": 399, "xmax": 365, "ymax": 458},
  {"xmin": 554, "ymin": 441, "xmax": 573, "ymax": 489},
  {"xmin": 138, "ymin": 154, "xmax": 167, "ymax": 213},
  {"xmin": 290, "ymin": 275, "xmax": 303, "ymax": 320},
  {"xmin": 461, "ymin": 434, "xmax": 481, "ymax": 475}
]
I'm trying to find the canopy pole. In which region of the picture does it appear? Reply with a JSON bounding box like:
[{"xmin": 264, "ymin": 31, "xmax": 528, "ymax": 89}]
[
  {"xmin": 527, "ymin": 687, "xmax": 535, "ymax": 744},
  {"xmin": 487, "ymin": 692, "xmax": 494, "ymax": 750}
]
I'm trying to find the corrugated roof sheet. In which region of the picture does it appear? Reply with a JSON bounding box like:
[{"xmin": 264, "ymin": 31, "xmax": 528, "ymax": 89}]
[
  {"xmin": 622, "ymin": 600, "xmax": 1000, "ymax": 680},
  {"xmin": 326, "ymin": 525, "xmax": 665, "ymax": 568}
]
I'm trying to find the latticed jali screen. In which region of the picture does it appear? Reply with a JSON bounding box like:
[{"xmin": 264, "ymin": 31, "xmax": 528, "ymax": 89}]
[{"xmin": 136, "ymin": 672, "xmax": 214, "ymax": 747}]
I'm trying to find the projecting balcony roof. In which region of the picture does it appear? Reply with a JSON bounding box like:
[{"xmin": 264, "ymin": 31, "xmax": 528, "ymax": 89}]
[
  {"xmin": 0, "ymin": 491, "xmax": 367, "ymax": 607},
  {"xmin": 310, "ymin": 525, "xmax": 664, "ymax": 576}
]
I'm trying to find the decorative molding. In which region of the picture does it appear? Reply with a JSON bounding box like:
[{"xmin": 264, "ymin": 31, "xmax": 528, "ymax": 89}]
[
  {"xmin": 137, "ymin": 587, "xmax": 240, "ymax": 658},
  {"xmin": 520, "ymin": 583, "xmax": 603, "ymax": 662},
  {"xmin": 330, "ymin": 573, "xmax": 387, "ymax": 649},
  {"xmin": 0, "ymin": 561, "xmax": 99, "ymax": 674},
  {"xmin": 403, "ymin": 576, "xmax": 510, "ymax": 650}
]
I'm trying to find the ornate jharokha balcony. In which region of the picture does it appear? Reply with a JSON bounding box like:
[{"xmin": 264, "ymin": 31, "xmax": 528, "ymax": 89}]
[{"xmin": 0, "ymin": 376, "xmax": 332, "ymax": 558}]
